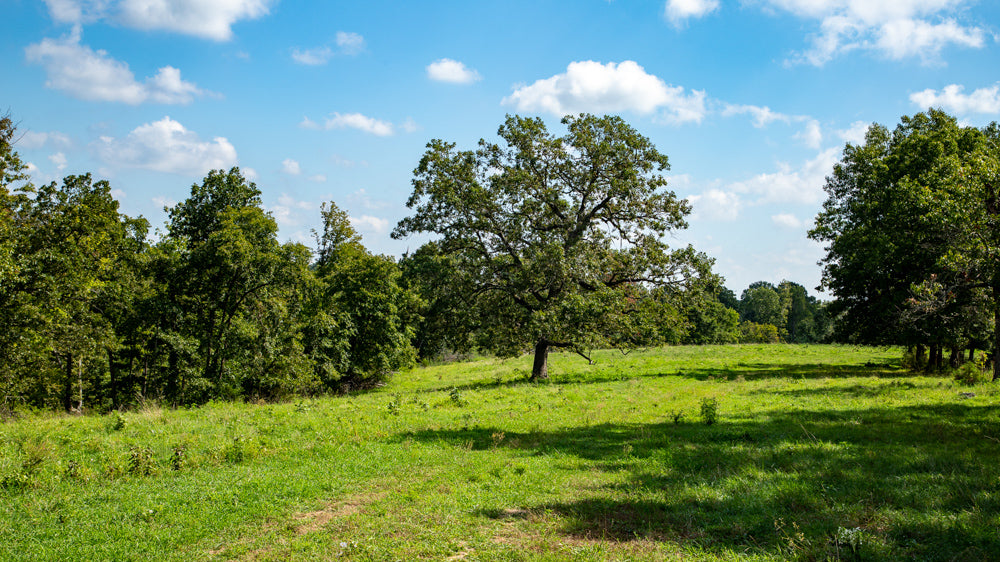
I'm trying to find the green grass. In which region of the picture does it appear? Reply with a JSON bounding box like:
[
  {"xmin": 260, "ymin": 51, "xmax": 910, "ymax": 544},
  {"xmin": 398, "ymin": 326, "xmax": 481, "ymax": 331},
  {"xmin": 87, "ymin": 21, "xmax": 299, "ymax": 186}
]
[{"xmin": 2, "ymin": 344, "xmax": 999, "ymax": 560}]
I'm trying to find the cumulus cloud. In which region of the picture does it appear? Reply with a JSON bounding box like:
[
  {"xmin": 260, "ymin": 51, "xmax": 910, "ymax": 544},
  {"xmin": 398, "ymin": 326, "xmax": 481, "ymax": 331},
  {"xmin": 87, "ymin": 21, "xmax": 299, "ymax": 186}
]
[
  {"xmin": 281, "ymin": 158, "xmax": 301, "ymax": 175},
  {"xmin": 727, "ymin": 148, "xmax": 840, "ymax": 205},
  {"xmin": 44, "ymin": 0, "xmax": 275, "ymax": 40},
  {"xmin": 300, "ymin": 112, "xmax": 397, "ymax": 136},
  {"xmin": 503, "ymin": 60, "xmax": 706, "ymax": 124},
  {"xmin": 794, "ymin": 119, "xmax": 823, "ymax": 149},
  {"xmin": 772, "ymin": 213, "xmax": 805, "ymax": 228},
  {"xmin": 269, "ymin": 193, "xmax": 314, "ymax": 227},
  {"xmin": 763, "ymin": 0, "xmax": 985, "ymax": 65},
  {"xmin": 836, "ymin": 120, "xmax": 870, "ymax": 145},
  {"xmin": 292, "ymin": 31, "xmax": 365, "ymax": 65},
  {"xmin": 349, "ymin": 214, "xmax": 390, "ymax": 233},
  {"xmin": 910, "ymin": 83, "xmax": 1000, "ymax": 115},
  {"xmin": 49, "ymin": 152, "xmax": 68, "ymax": 171},
  {"xmin": 686, "ymin": 188, "xmax": 742, "ymax": 221},
  {"xmin": 426, "ymin": 58, "xmax": 481, "ymax": 84},
  {"xmin": 95, "ymin": 116, "xmax": 238, "ymax": 176},
  {"xmin": 664, "ymin": 0, "xmax": 719, "ymax": 27},
  {"xmin": 25, "ymin": 30, "xmax": 206, "ymax": 104}
]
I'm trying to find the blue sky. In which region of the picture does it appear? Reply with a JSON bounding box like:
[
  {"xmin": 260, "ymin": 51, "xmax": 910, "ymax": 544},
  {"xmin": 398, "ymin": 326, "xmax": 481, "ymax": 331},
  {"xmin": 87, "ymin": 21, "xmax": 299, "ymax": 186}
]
[{"xmin": 4, "ymin": 0, "xmax": 1000, "ymax": 296}]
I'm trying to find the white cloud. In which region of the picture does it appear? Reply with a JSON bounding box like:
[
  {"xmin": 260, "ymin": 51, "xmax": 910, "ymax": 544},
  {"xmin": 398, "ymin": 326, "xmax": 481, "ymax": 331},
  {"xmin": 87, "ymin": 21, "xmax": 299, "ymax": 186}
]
[
  {"xmin": 302, "ymin": 112, "xmax": 396, "ymax": 136},
  {"xmin": 875, "ymin": 18, "xmax": 983, "ymax": 61},
  {"xmin": 291, "ymin": 46, "xmax": 333, "ymax": 66},
  {"xmin": 116, "ymin": 0, "xmax": 274, "ymax": 41},
  {"xmin": 49, "ymin": 152, "xmax": 68, "ymax": 171},
  {"xmin": 764, "ymin": 0, "xmax": 985, "ymax": 65},
  {"xmin": 292, "ymin": 32, "xmax": 365, "ymax": 65},
  {"xmin": 772, "ymin": 213, "xmax": 804, "ymax": 228},
  {"xmin": 281, "ymin": 158, "xmax": 301, "ymax": 175},
  {"xmin": 349, "ymin": 214, "xmax": 389, "ymax": 233},
  {"xmin": 910, "ymin": 83, "xmax": 1000, "ymax": 115},
  {"xmin": 794, "ymin": 119, "xmax": 823, "ymax": 149},
  {"xmin": 308, "ymin": 174, "xmax": 326, "ymax": 182},
  {"xmin": 664, "ymin": 0, "xmax": 719, "ymax": 27},
  {"xmin": 721, "ymin": 104, "xmax": 791, "ymax": 127},
  {"xmin": 728, "ymin": 148, "xmax": 839, "ymax": 205},
  {"xmin": 153, "ymin": 195, "xmax": 177, "ymax": 209},
  {"xmin": 95, "ymin": 116, "xmax": 238, "ymax": 176},
  {"xmin": 17, "ymin": 130, "xmax": 72, "ymax": 150},
  {"xmin": 686, "ymin": 188, "xmax": 742, "ymax": 221},
  {"xmin": 336, "ymin": 31, "xmax": 365, "ymax": 55},
  {"xmin": 269, "ymin": 193, "xmax": 314, "ymax": 227},
  {"xmin": 426, "ymin": 58, "xmax": 481, "ymax": 84},
  {"xmin": 836, "ymin": 120, "xmax": 870, "ymax": 144},
  {"xmin": 25, "ymin": 30, "xmax": 205, "ymax": 104},
  {"xmin": 43, "ymin": 0, "xmax": 274, "ymax": 40},
  {"xmin": 503, "ymin": 60, "xmax": 707, "ymax": 124}
]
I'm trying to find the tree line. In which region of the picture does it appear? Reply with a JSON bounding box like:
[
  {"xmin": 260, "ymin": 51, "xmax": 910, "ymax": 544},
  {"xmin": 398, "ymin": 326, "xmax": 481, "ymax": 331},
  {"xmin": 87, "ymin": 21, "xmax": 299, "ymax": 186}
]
[{"xmin": 10, "ymin": 108, "xmax": 990, "ymax": 413}]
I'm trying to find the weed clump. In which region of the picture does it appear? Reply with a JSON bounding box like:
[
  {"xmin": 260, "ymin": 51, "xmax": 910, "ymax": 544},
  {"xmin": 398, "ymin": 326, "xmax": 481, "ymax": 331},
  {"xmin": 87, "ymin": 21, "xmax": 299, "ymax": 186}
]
[{"xmin": 700, "ymin": 397, "xmax": 718, "ymax": 425}]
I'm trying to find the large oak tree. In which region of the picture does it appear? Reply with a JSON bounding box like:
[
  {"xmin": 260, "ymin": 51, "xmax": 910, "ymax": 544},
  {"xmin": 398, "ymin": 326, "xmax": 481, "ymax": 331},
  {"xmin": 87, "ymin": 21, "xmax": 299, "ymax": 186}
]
[{"xmin": 393, "ymin": 114, "xmax": 712, "ymax": 379}]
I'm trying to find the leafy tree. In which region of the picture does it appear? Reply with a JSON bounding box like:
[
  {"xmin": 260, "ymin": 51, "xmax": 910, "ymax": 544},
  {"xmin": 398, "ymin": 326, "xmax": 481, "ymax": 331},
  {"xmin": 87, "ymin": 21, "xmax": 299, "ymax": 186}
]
[
  {"xmin": 739, "ymin": 283, "xmax": 785, "ymax": 329},
  {"xmin": 315, "ymin": 202, "xmax": 415, "ymax": 387},
  {"xmin": 393, "ymin": 114, "xmax": 709, "ymax": 379},
  {"xmin": 810, "ymin": 110, "xmax": 1000, "ymax": 374}
]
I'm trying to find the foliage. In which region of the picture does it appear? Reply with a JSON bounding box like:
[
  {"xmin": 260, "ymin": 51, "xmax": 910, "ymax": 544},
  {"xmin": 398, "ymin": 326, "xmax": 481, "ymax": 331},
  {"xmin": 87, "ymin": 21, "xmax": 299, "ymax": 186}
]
[
  {"xmin": 737, "ymin": 321, "xmax": 781, "ymax": 343},
  {"xmin": 393, "ymin": 113, "xmax": 714, "ymax": 379}
]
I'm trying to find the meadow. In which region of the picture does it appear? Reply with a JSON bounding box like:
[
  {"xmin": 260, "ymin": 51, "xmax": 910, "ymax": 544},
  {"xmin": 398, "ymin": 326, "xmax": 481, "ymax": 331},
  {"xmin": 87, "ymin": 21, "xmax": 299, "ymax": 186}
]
[{"xmin": 2, "ymin": 344, "xmax": 999, "ymax": 561}]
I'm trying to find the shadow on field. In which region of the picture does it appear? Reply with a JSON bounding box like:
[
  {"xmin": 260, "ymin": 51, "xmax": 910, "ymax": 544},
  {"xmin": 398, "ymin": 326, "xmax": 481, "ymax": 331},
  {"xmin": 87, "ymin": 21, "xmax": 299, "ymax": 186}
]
[
  {"xmin": 398, "ymin": 402, "xmax": 1000, "ymax": 560},
  {"xmin": 432, "ymin": 359, "xmax": 909, "ymax": 394}
]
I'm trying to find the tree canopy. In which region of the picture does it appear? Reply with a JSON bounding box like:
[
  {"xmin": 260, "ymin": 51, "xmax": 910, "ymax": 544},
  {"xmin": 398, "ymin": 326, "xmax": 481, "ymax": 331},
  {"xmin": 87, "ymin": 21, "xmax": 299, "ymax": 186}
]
[{"xmin": 393, "ymin": 114, "xmax": 715, "ymax": 379}]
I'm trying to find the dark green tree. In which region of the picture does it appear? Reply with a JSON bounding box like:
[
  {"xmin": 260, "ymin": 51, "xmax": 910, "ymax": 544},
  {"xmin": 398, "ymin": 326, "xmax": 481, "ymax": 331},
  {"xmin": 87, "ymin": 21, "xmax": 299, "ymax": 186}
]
[{"xmin": 393, "ymin": 114, "xmax": 709, "ymax": 379}]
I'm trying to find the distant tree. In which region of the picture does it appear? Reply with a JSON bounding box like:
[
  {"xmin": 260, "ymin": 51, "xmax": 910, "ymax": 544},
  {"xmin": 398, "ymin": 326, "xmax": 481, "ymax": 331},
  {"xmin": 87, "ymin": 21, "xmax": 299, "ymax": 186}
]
[
  {"xmin": 393, "ymin": 114, "xmax": 711, "ymax": 379},
  {"xmin": 739, "ymin": 283, "xmax": 785, "ymax": 329}
]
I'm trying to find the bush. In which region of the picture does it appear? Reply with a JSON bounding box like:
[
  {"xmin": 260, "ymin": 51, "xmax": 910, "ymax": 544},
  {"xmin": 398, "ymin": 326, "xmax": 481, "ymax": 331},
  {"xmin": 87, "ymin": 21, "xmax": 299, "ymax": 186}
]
[
  {"xmin": 700, "ymin": 397, "xmax": 718, "ymax": 425},
  {"xmin": 954, "ymin": 353, "xmax": 991, "ymax": 386},
  {"xmin": 737, "ymin": 321, "xmax": 781, "ymax": 344}
]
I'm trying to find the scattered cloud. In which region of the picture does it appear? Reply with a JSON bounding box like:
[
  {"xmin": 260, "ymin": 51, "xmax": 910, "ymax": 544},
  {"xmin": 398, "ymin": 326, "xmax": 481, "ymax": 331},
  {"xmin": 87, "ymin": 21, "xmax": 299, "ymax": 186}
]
[
  {"xmin": 25, "ymin": 29, "xmax": 206, "ymax": 104},
  {"xmin": 763, "ymin": 0, "xmax": 985, "ymax": 65},
  {"xmin": 153, "ymin": 195, "xmax": 177, "ymax": 209},
  {"xmin": 721, "ymin": 104, "xmax": 791, "ymax": 127},
  {"xmin": 269, "ymin": 193, "xmax": 314, "ymax": 227},
  {"xmin": 664, "ymin": 0, "xmax": 719, "ymax": 27},
  {"xmin": 336, "ymin": 31, "xmax": 365, "ymax": 55},
  {"xmin": 281, "ymin": 158, "xmax": 301, "ymax": 175},
  {"xmin": 687, "ymin": 188, "xmax": 742, "ymax": 221},
  {"xmin": 910, "ymin": 83, "xmax": 1000, "ymax": 115},
  {"xmin": 291, "ymin": 46, "xmax": 334, "ymax": 66},
  {"xmin": 300, "ymin": 112, "xmax": 397, "ymax": 136},
  {"xmin": 44, "ymin": 0, "xmax": 276, "ymax": 41},
  {"xmin": 292, "ymin": 32, "xmax": 365, "ymax": 65},
  {"xmin": 426, "ymin": 58, "xmax": 481, "ymax": 84},
  {"xmin": 17, "ymin": 130, "xmax": 72, "ymax": 150},
  {"xmin": 727, "ymin": 147, "xmax": 839, "ymax": 205},
  {"xmin": 308, "ymin": 174, "xmax": 326, "ymax": 182},
  {"xmin": 94, "ymin": 116, "xmax": 238, "ymax": 176},
  {"xmin": 836, "ymin": 120, "xmax": 870, "ymax": 145},
  {"xmin": 349, "ymin": 214, "xmax": 390, "ymax": 233},
  {"xmin": 503, "ymin": 60, "xmax": 706, "ymax": 124},
  {"xmin": 794, "ymin": 119, "xmax": 823, "ymax": 149},
  {"xmin": 49, "ymin": 152, "xmax": 68, "ymax": 171},
  {"xmin": 772, "ymin": 213, "xmax": 804, "ymax": 228}
]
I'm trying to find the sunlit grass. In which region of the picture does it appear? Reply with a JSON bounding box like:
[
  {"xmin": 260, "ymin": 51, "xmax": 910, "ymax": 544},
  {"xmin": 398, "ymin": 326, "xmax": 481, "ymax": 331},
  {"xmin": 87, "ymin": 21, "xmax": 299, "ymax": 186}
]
[{"xmin": 2, "ymin": 344, "xmax": 998, "ymax": 560}]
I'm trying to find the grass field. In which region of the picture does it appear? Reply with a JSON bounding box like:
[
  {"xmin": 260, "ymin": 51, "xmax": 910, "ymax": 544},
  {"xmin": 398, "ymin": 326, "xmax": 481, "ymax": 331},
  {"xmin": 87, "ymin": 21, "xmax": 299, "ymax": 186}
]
[{"xmin": 2, "ymin": 344, "xmax": 999, "ymax": 561}]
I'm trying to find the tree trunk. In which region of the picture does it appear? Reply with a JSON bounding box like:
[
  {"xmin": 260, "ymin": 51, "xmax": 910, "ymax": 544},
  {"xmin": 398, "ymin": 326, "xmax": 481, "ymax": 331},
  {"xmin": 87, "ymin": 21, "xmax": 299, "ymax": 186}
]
[
  {"xmin": 76, "ymin": 356, "xmax": 84, "ymax": 413},
  {"xmin": 62, "ymin": 353, "xmax": 73, "ymax": 413},
  {"xmin": 916, "ymin": 344, "xmax": 926, "ymax": 369},
  {"xmin": 969, "ymin": 347, "xmax": 975, "ymax": 363},
  {"xmin": 531, "ymin": 340, "xmax": 549, "ymax": 380},
  {"xmin": 108, "ymin": 348, "xmax": 119, "ymax": 410},
  {"xmin": 928, "ymin": 344, "xmax": 938, "ymax": 371},
  {"xmin": 949, "ymin": 347, "xmax": 960, "ymax": 368}
]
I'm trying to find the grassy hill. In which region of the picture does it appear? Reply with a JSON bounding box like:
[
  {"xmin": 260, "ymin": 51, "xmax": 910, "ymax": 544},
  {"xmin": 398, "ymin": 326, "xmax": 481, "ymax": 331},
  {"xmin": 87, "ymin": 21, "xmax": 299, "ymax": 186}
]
[{"xmin": 2, "ymin": 344, "xmax": 999, "ymax": 560}]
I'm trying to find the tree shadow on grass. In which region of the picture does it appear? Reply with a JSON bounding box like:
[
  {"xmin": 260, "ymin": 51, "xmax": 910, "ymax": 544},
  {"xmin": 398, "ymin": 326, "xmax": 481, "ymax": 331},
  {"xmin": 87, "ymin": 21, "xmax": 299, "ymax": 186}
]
[
  {"xmin": 396, "ymin": 403, "xmax": 1000, "ymax": 560},
  {"xmin": 424, "ymin": 359, "xmax": 913, "ymax": 396}
]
